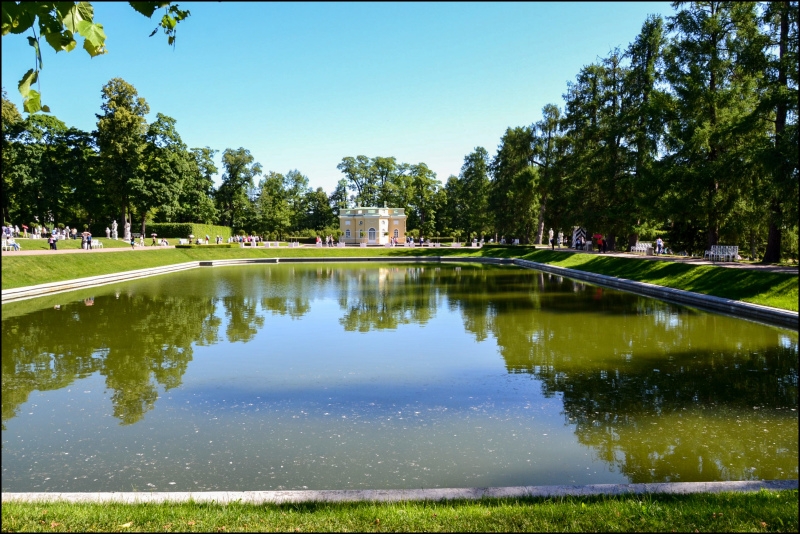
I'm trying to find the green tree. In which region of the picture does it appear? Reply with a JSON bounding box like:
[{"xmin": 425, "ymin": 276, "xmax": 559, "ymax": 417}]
[
  {"xmin": 215, "ymin": 147, "xmax": 261, "ymax": 230},
  {"xmin": 283, "ymin": 169, "xmax": 309, "ymax": 232},
  {"xmin": 531, "ymin": 105, "xmax": 564, "ymax": 244},
  {"xmin": 661, "ymin": 1, "xmax": 764, "ymax": 253},
  {"xmin": 173, "ymin": 147, "xmax": 218, "ymax": 224},
  {"xmin": 254, "ymin": 171, "xmax": 291, "ymax": 239},
  {"xmin": 2, "ymin": 89, "xmax": 26, "ymax": 222},
  {"xmin": 490, "ymin": 126, "xmax": 538, "ymax": 243},
  {"xmin": 758, "ymin": 1, "xmax": 799, "ymax": 262},
  {"xmin": 303, "ymin": 187, "xmax": 335, "ymax": 231},
  {"xmin": 328, "ymin": 178, "xmax": 350, "ymax": 216},
  {"xmin": 337, "ymin": 155, "xmax": 378, "ymax": 206},
  {"xmin": 95, "ymin": 78, "xmax": 149, "ymax": 232},
  {"xmin": 130, "ymin": 113, "xmax": 191, "ymax": 235},
  {"xmin": 622, "ymin": 14, "xmax": 668, "ymax": 249},
  {"xmin": 457, "ymin": 147, "xmax": 492, "ymax": 240},
  {"xmin": 2, "ymin": 1, "xmax": 190, "ymax": 113}
]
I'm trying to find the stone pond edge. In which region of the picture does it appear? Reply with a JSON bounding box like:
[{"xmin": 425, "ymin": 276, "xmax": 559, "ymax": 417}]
[{"xmin": 2, "ymin": 480, "xmax": 797, "ymax": 504}]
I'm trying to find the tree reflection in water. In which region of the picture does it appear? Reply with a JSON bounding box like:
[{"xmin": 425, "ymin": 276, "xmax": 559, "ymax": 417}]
[
  {"xmin": 2, "ymin": 292, "xmax": 219, "ymax": 426},
  {"xmin": 2, "ymin": 263, "xmax": 797, "ymax": 483}
]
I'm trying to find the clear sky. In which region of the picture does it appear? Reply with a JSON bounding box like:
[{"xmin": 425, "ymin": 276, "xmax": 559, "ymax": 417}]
[{"xmin": 2, "ymin": 2, "xmax": 674, "ymax": 194}]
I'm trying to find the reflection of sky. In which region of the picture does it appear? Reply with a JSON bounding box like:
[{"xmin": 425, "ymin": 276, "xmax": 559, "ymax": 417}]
[{"xmin": 203, "ymin": 295, "xmax": 500, "ymax": 391}]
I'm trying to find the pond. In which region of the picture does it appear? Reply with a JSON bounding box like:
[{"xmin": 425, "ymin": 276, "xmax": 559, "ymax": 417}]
[{"xmin": 2, "ymin": 263, "xmax": 797, "ymax": 492}]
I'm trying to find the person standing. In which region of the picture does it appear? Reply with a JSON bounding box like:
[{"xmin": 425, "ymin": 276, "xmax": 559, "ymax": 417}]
[
  {"xmin": 548, "ymin": 228, "xmax": 555, "ymax": 250},
  {"xmin": 656, "ymin": 236, "xmax": 664, "ymax": 255},
  {"xmin": 602, "ymin": 235, "xmax": 607, "ymax": 253},
  {"xmin": 130, "ymin": 235, "xmax": 135, "ymax": 249}
]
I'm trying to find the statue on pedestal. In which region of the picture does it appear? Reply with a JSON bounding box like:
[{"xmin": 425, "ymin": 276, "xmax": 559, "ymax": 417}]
[
  {"xmin": 123, "ymin": 221, "xmax": 131, "ymax": 242},
  {"xmin": 111, "ymin": 220, "xmax": 118, "ymax": 240},
  {"xmin": 105, "ymin": 226, "xmax": 111, "ymax": 239}
]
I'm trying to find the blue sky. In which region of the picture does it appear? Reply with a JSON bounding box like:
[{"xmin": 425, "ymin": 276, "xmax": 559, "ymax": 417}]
[{"xmin": 2, "ymin": 2, "xmax": 675, "ymax": 193}]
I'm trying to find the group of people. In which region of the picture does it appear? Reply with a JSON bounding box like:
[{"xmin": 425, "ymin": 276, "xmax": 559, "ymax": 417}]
[
  {"xmin": 315, "ymin": 235, "xmax": 337, "ymax": 246},
  {"xmin": 2, "ymin": 224, "xmax": 22, "ymax": 238}
]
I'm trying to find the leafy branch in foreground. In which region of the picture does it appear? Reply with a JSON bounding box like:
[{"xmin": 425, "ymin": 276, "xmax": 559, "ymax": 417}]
[{"xmin": 1, "ymin": 1, "xmax": 190, "ymax": 114}]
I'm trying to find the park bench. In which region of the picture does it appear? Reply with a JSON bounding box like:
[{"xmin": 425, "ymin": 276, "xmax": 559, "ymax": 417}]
[
  {"xmin": 91, "ymin": 241, "xmax": 103, "ymax": 249},
  {"xmin": 631, "ymin": 242, "xmax": 653, "ymax": 255},
  {"xmin": 2, "ymin": 241, "xmax": 19, "ymax": 251},
  {"xmin": 450, "ymin": 242, "xmax": 461, "ymax": 248},
  {"xmin": 704, "ymin": 245, "xmax": 738, "ymax": 262}
]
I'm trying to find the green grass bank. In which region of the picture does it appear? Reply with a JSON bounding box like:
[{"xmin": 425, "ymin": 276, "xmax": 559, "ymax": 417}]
[
  {"xmin": 2, "ymin": 246, "xmax": 797, "ymax": 311},
  {"xmin": 2, "ymin": 490, "xmax": 797, "ymax": 532}
]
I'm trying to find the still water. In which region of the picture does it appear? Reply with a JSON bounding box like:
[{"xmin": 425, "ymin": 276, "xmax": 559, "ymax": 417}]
[{"xmin": 2, "ymin": 263, "xmax": 797, "ymax": 492}]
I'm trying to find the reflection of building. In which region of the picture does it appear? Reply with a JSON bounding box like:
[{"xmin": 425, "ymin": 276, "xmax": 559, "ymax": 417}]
[{"xmin": 339, "ymin": 206, "xmax": 407, "ymax": 245}]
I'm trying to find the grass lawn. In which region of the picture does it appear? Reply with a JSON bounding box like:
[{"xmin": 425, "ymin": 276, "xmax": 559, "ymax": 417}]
[
  {"xmin": 2, "ymin": 245, "xmax": 797, "ymax": 311},
  {"xmin": 1, "ymin": 490, "xmax": 796, "ymax": 532}
]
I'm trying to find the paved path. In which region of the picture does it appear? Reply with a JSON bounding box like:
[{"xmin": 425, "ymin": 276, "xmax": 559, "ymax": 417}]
[{"xmin": 4, "ymin": 242, "xmax": 797, "ymax": 274}]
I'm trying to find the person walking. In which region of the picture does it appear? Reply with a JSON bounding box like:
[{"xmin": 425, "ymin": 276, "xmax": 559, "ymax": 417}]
[{"xmin": 130, "ymin": 235, "xmax": 135, "ymax": 249}]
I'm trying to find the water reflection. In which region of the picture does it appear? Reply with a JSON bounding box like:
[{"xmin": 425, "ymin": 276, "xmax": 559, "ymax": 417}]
[
  {"xmin": 2, "ymin": 263, "xmax": 797, "ymax": 487},
  {"xmin": 3, "ymin": 292, "xmax": 218, "ymax": 426}
]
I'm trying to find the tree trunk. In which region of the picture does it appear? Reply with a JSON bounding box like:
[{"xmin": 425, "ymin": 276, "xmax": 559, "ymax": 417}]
[
  {"xmin": 763, "ymin": 1, "xmax": 790, "ymax": 264},
  {"xmin": 536, "ymin": 197, "xmax": 546, "ymax": 244},
  {"xmin": 607, "ymin": 233, "xmax": 616, "ymax": 252},
  {"xmin": 628, "ymin": 233, "xmax": 638, "ymax": 251},
  {"xmin": 762, "ymin": 202, "xmax": 782, "ymax": 264}
]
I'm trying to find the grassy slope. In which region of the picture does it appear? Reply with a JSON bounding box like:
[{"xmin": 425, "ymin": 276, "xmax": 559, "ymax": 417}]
[
  {"xmin": 2, "ymin": 247, "xmax": 797, "ymax": 311},
  {"xmin": 1, "ymin": 490, "xmax": 797, "ymax": 532}
]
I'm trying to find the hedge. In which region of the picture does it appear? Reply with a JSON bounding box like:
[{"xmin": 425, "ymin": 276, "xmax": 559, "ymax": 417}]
[
  {"xmin": 84, "ymin": 222, "xmax": 232, "ymax": 240},
  {"xmin": 145, "ymin": 223, "xmax": 232, "ymax": 240}
]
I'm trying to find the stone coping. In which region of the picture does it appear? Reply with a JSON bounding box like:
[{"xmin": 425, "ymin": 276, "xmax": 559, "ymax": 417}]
[
  {"xmin": 2, "ymin": 480, "xmax": 796, "ymax": 504},
  {"xmin": 2, "ymin": 256, "xmax": 796, "ymax": 330},
  {"xmin": 512, "ymin": 259, "xmax": 798, "ymax": 330}
]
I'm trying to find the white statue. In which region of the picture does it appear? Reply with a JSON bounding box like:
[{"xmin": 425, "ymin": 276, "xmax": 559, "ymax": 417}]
[
  {"xmin": 111, "ymin": 220, "xmax": 118, "ymax": 240},
  {"xmin": 548, "ymin": 228, "xmax": 554, "ymax": 244},
  {"xmin": 105, "ymin": 226, "xmax": 111, "ymax": 239},
  {"xmin": 123, "ymin": 221, "xmax": 131, "ymax": 241},
  {"xmin": 557, "ymin": 231, "xmax": 564, "ymax": 247}
]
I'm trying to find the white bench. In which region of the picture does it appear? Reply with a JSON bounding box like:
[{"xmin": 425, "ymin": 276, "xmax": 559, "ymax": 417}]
[
  {"xmin": 91, "ymin": 241, "xmax": 103, "ymax": 249},
  {"xmin": 704, "ymin": 245, "xmax": 738, "ymax": 262},
  {"xmin": 337, "ymin": 241, "xmax": 346, "ymax": 247},
  {"xmin": 631, "ymin": 242, "xmax": 652, "ymax": 254},
  {"xmin": 450, "ymin": 242, "xmax": 461, "ymax": 248},
  {"xmin": 2, "ymin": 242, "xmax": 19, "ymax": 251},
  {"xmin": 179, "ymin": 239, "xmax": 188, "ymax": 245}
]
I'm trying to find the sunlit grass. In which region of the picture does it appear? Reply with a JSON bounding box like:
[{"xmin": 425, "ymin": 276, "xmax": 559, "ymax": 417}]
[
  {"xmin": 517, "ymin": 250, "xmax": 798, "ymax": 311},
  {"xmin": 1, "ymin": 490, "xmax": 796, "ymax": 532}
]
